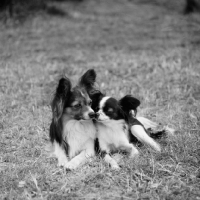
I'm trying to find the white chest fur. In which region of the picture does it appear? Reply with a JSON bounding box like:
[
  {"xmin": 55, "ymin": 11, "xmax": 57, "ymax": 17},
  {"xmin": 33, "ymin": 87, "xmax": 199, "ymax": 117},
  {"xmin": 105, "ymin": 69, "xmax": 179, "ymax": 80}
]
[
  {"xmin": 63, "ymin": 119, "xmax": 96, "ymax": 158},
  {"xmin": 97, "ymin": 119, "xmax": 129, "ymax": 150}
]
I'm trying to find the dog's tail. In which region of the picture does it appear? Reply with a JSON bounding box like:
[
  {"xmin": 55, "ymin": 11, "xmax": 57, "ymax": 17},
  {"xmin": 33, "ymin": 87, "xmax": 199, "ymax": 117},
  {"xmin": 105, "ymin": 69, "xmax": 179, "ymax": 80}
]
[
  {"xmin": 137, "ymin": 117, "xmax": 175, "ymax": 136},
  {"xmin": 131, "ymin": 116, "xmax": 175, "ymax": 151}
]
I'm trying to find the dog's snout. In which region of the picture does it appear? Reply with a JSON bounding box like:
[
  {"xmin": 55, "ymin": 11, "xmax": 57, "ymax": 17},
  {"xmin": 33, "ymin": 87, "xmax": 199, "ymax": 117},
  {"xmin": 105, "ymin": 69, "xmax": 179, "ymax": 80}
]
[
  {"xmin": 88, "ymin": 112, "xmax": 96, "ymax": 119},
  {"xmin": 95, "ymin": 113, "xmax": 100, "ymax": 118}
]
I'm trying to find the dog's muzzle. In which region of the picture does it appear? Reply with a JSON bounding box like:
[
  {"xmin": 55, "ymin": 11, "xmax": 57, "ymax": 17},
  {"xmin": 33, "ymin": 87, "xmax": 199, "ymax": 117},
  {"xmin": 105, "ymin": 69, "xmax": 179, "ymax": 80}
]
[
  {"xmin": 88, "ymin": 112, "xmax": 97, "ymax": 119},
  {"xmin": 95, "ymin": 113, "xmax": 100, "ymax": 119},
  {"xmin": 89, "ymin": 112, "xmax": 100, "ymax": 120}
]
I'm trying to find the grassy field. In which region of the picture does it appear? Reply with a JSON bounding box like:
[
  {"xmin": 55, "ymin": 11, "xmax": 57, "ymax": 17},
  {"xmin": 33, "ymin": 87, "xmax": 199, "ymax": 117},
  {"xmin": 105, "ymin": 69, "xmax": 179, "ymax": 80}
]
[{"xmin": 0, "ymin": 0, "xmax": 200, "ymax": 199}]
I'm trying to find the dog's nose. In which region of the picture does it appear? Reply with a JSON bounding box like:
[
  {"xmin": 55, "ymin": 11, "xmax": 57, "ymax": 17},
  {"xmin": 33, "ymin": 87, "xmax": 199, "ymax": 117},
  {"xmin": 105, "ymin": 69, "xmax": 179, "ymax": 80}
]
[
  {"xmin": 88, "ymin": 112, "xmax": 96, "ymax": 119},
  {"xmin": 95, "ymin": 113, "xmax": 100, "ymax": 119}
]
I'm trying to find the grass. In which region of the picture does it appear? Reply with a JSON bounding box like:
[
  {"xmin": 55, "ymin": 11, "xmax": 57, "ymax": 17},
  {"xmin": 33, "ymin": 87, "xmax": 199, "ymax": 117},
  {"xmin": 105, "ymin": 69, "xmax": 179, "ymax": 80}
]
[{"xmin": 0, "ymin": 0, "xmax": 200, "ymax": 199}]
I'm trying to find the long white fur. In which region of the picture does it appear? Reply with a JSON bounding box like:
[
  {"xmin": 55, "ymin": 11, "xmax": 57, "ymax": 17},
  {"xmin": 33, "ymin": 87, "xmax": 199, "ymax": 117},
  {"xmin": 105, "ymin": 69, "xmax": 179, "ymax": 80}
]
[
  {"xmin": 97, "ymin": 119, "xmax": 139, "ymax": 169},
  {"xmin": 52, "ymin": 119, "xmax": 96, "ymax": 169},
  {"xmin": 100, "ymin": 96, "xmax": 110, "ymax": 110},
  {"xmin": 130, "ymin": 125, "xmax": 161, "ymax": 152},
  {"xmin": 130, "ymin": 116, "xmax": 161, "ymax": 151}
]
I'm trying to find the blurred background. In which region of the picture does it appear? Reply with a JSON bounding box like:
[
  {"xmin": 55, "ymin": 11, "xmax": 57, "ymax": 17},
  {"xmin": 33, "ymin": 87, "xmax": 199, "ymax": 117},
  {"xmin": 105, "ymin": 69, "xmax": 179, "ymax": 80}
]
[
  {"xmin": 0, "ymin": 0, "xmax": 200, "ymax": 18},
  {"xmin": 1, "ymin": 0, "xmax": 200, "ymax": 19}
]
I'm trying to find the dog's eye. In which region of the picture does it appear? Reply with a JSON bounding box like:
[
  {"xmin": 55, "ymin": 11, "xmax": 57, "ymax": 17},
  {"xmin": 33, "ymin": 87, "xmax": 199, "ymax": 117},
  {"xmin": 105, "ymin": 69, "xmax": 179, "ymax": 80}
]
[
  {"xmin": 73, "ymin": 104, "xmax": 82, "ymax": 109},
  {"xmin": 107, "ymin": 108, "xmax": 113, "ymax": 113}
]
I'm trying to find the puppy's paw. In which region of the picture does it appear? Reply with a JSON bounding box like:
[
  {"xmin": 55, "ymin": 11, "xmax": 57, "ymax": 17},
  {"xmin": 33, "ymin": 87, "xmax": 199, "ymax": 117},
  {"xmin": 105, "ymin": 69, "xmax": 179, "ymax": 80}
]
[
  {"xmin": 110, "ymin": 159, "xmax": 120, "ymax": 170},
  {"xmin": 111, "ymin": 164, "xmax": 120, "ymax": 170},
  {"xmin": 129, "ymin": 149, "xmax": 139, "ymax": 159},
  {"xmin": 64, "ymin": 161, "xmax": 77, "ymax": 170},
  {"xmin": 57, "ymin": 159, "xmax": 68, "ymax": 167},
  {"xmin": 154, "ymin": 143, "xmax": 161, "ymax": 152}
]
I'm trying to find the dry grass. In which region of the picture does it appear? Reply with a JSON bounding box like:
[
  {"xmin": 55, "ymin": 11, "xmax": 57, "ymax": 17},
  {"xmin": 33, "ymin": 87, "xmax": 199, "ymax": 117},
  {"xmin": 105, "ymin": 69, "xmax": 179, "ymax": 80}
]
[{"xmin": 0, "ymin": 0, "xmax": 200, "ymax": 199}]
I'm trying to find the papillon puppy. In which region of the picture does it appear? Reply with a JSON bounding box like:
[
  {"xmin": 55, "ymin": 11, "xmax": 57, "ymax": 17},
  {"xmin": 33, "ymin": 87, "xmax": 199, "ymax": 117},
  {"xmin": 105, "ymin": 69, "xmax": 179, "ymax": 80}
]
[
  {"xmin": 90, "ymin": 92, "xmax": 162, "ymax": 169},
  {"xmin": 83, "ymin": 69, "xmax": 163, "ymax": 169},
  {"xmin": 49, "ymin": 70, "xmax": 98, "ymax": 170}
]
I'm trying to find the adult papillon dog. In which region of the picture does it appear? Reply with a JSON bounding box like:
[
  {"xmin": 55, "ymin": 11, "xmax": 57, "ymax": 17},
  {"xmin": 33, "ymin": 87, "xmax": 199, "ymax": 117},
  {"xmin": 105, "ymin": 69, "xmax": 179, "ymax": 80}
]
[{"xmin": 49, "ymin": 70, "xmax": 98, "ymax": 170}]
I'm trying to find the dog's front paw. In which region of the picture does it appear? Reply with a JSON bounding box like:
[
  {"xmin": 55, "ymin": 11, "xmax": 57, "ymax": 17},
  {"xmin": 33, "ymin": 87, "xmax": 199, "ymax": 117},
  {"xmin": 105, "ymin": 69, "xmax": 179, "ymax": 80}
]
[
  {"xmin": 64, "ymin": 161, "xmax": 78, "ymax": 170},
  {"xmin": 154, "ymin": 143, "xmax": 161, "ymax": 152},
  {"xmin": 111, "ymin": 164, "xmax": 120, "ymax": 170},
  {"xmin": 110, "ymin": 160, "xmax": 120, "ymax": 170},
  {"xmin": 57, "ymin": 159, "xmax": 68, "ymax": 167},
  {"xmin": 129, "ymin": 149, "xmax": 139, "ymax": 158}
]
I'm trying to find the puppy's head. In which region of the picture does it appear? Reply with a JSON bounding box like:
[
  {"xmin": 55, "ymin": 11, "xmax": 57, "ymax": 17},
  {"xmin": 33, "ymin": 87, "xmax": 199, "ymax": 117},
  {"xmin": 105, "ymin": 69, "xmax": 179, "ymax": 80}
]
[
  {"xmin": 51, "ymin": 69, "xmax": 97, "ymax": 122},
  {"xmin": 95, "ymin": 96, "xmax": 124, "ymax": 121},
  {"xmin": 95, "ymin": 95, "xmax": 140, "ymax": 122}
]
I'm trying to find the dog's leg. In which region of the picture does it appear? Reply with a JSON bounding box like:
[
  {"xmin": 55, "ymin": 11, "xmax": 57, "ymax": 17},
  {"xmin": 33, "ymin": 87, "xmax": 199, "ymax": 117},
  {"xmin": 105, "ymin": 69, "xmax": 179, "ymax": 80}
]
[
  {"xmin": 65, "ymin": 139, "xmax": 95, "ymax": 170},
  {"xmin": 119, "ymin": 140, "xmax": 139, "ymax": 158},
  {"xmin": 99, "ymin": 139, "xmax": 120, "ymax": 169},
  {"xmin": 53, "ymin": 141, "xmax": 69, "ymax": 167},
  {"xmin": 131, "ymin": 125, "xmax": 161, "ymax": 152},
  {"xmin": 104, "ymin": 154, "xmax": 120, "ymax": 170},
  {"xmin": 65, "ymin": 151, "xmax": 86, "ymax": 170}
]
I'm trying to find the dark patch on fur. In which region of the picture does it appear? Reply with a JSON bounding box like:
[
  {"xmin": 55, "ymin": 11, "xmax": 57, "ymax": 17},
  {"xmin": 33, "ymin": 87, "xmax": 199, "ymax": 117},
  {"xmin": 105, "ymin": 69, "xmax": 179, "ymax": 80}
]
[
  {"xmin": 102, "ymin": 97, "xmax": 126, "ymax": 120},
  {"xmin": 94, "ymin": 138, "xmax": 111, "ymax": 158},
  {"xmin": 127, "ymin": 115, "xmax": 144, "ymax": 127},
  {"xmin": 128, "ymin": 129, "xmax": 143, "ymax": 146},
  {"xmin": 50, "ymin": 77, "xmax": 71, "ymax": 144},
  {"xmin": 62, "ymin": 139, "xmax": 70, "ymax": 156},
  {"xmin": 90, "ymin": 91, "xmax": 104, "ymax": 112},
  {"xmin": 119, "ymin": 95, "xmax": 140, "ymax": 116},
  {"xmin": 100, "ymin": 151, "xmax": 108, "ymax": 158},
  {"xmin": 147, "ymin": 129, "xmax": 167, "ymax": 139}
]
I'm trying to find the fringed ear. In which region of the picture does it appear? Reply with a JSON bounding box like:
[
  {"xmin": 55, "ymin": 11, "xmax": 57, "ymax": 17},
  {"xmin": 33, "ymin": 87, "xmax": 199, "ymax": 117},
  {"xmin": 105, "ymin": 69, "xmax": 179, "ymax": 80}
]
[
  {"xmin": 50, "ymin": 77, "xmax": 71, "ymax": 144},
  {"xmin": 51, "ymin": 77, "xmax": 71, "ymax": 121},
  {"xmin": 79, "ymin": 69, "xmax": 96, "ymax": 91},
  {"xmin": 119, "ymin": 95, "xmax": 140, "ymax": 116}
]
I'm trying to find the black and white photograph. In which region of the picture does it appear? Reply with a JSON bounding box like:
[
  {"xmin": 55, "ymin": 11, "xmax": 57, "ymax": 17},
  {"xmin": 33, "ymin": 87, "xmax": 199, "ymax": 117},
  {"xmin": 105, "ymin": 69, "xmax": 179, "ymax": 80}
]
[{"xmin": 0, "ymin": 0, "xmax": 200, "ymax": 199}]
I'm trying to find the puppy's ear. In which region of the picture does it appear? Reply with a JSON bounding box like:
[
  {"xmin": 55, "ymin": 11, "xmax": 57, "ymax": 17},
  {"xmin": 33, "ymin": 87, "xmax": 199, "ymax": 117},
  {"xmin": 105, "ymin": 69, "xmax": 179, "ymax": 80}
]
[
  {"xmin": 52, "ymin": 77, "xmax": 71, "ymax": 122},
  {"xmin": 89, "ymin": 90, "xmax": 104, "ymax": 111},
  {"xmin": 79, "ymin": 69, "xmax": 96, "ymax": 90},
  {"xmin": 119, "ymin": 95, "xmax": 140, "ymax": 115},
  {"xmin": 50, "ymin": 77, "xmax": 71, "ymax": 144}
]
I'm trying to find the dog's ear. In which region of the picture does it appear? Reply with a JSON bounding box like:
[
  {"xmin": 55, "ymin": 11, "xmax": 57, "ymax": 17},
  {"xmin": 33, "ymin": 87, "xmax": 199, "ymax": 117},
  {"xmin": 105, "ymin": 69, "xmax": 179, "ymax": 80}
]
[
  {"xmin": 79, "ymin": 69, "xmax": 96, "ymax": 91},
  {"xmin": 119, "ymin": 95, "xmax": 140, "ymax": 115},
  {"xmin": 51, "ymin": 77, "xmax": 71, "ymax": 122},
  {"xmin": 90, "ymin": 90, "xmax": 104, "ymax": 111},
  {"xmin": 50, "ymin": 77, "xmax": 71, "ymax": 144}
]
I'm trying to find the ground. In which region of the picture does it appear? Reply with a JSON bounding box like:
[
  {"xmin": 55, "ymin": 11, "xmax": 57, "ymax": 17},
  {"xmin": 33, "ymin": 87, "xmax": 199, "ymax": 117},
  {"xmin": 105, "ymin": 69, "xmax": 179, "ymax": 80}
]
[{"xmin": 0, "ymin": 0, "xmax": 200, "ymax": 199}]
